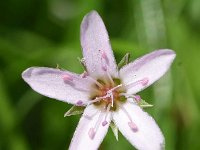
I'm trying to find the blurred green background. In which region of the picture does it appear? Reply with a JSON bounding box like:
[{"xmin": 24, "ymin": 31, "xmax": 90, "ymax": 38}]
[{"xmin": 0, "ymin": 0, "xmax": 200, "ymax": 149}]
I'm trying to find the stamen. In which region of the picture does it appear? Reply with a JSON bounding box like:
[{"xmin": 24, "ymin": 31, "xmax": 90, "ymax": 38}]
[
  {"xmin": 94, "ymin": 80, "xmax": 103, "ymax": 88},
  {"xmin": 125, "ymin": 78, "xmax": 149, "ymax": 88},
  {"xmin": 100, "ymin": 50, "xmax": 109, "ymax": 72},
  {"xmin": 110, "ymin": 84, "xmax": 123, "ymax": 91},
  {"xmin": 100, "ymin": 50, "xmax": 115, "ymax": 86},
  {"xmin": 86, "ymin": 76, "xmax": 103, "ymax": 88},
  {"xmin": 141, "ymin": 78, "xmax": 149, "ymax": 86},
  {"xmin": 72, "ymin": 86, "xmax": 91, "ymax": 93},
  {"xmin": 102, "ymin": 104, "xmax": 111, "ymax": 126},
  {"xmin": 128, "ymin": 122, "xmax": 138, "ymax": 132},
  {"xmin": 120, "ymin": 105, "xmax": 132, "ymax": 121},
  {"xmin": 62, "ymin": 74, "xmax": 73, "ymax": 81},
  {"xmin": 106, "ymin": 90, "xmax": 114, "ymax": 107},
  {"xmin": 111, "ymin": 93, "xmax": 114, "ymax": 107},
  {"xmin": 88, "ymin": 111, "xmax": 104, "ymax": 140},
  {"xmin": 101, "ymin": 51, "xmax": 109, "ymax": 65},
  {"xmin": 102, "ymin": 120, "xmax": 108, "ymax": 126},
  {"xmin": 134, "ymin": 95, "xmax": 141, "ymax": 102},
  {"xmin": 62, "ymin": 74, "xmax": 90, "ymax": 92},
  {"xmin": 94, "ymin": 111, "xmax": 104, "ymax": 129},
  {"xmin": 87, "ymin": 99, "xmax": 100, "ymax": 105},
  {"xmin": 88, "ymin": 128, "xmax": 96, "ymax": 140},
  {"xmin": 88, "ymin": 83, "xmax": 123, "ymax": 106},
  {"xmin": 106, "ymin": 71, "xmax": 115, "ymax": 86},
  {"xmin": 88, "ymin": 83, "xmax": 122, "ymax": 106},
  {"xmin": 88, "ymin": 95, "xmax": 108, "ymax": 105},
  {"xmin": 76, "ymin": 100, "xmax": 83, "ymax": 106},
  {"xmin": 120, "ymin": 105, "xmax": 138, "ymax": 132},
  {"xmin": 102, "ymin": 65, "xmax": 107, "ymax": 71}
]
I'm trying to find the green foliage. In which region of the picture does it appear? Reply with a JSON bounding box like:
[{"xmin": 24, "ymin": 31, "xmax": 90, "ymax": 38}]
[
  {"xmin": 117, "ymin": 53, "xmax": 130, "ymax": 69},
  {"xmin": 0, "ymin": 0, "xmax": 200, "ymax": 149},
  {"xmin": 110, "ymin": 121, "xmax": 119, "ymax": 141},
  {"xmin": 64, "ymin": 106, "xmax": 85, "ymax": 117}
]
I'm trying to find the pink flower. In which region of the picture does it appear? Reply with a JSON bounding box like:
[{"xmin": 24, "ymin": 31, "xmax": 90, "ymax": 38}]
[{"xmin": 22, "ymin": 10, "xmax": 176, "ymax": 150}]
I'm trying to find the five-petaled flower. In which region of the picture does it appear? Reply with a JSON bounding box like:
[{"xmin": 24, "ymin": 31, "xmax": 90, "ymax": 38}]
[{"xmin": 22, "ymin": 10, "xmax": 176, "ymax": 150}]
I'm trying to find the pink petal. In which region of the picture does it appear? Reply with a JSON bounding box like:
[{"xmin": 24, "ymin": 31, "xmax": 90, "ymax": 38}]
[
  {"xmin": 69, "ymin": 105, "xmax": 111, "ymax": 150},
  {"xmin": 119, "ymin": 49, "xmax": 176, "ymax": 94},
  {"xmin": 81, "ymin": 10, "xmax": 118, "ymax": 78},
  {"xmin": 112, "ymin": 102, "xmax": 164, "ymax": 150},
  {"xmin": 22, "ymin": 67, "xmax": 93, "ymax": 105}
]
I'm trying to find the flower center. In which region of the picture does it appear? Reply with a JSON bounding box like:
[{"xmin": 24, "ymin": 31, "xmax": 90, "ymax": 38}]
[
  {"xmin": 84, "ymin": 75, "xmax": 149, "ymax": 140},
  {"xmin": 90, "ymin": 78, "xmax": 126, "ymax": 111}
]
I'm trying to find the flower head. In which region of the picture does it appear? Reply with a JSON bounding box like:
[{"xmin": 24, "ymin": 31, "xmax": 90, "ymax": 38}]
[{"xmin": 22, "ymin": 10, "xmax": 176, "ymax": 150}]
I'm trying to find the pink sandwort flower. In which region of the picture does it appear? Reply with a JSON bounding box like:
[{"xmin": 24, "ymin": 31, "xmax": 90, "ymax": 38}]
[{"xmin": 22, "ymin": 11, "xmax": 176, "ymax": 150}]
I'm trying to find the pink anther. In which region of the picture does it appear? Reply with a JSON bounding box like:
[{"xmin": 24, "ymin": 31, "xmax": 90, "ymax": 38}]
[
  {"xmin": 134, "ymin": 95, "xmax": 141, "ymax": 102},
  {"xmin": 102, "ymin": 66, "xmax": 107, "ymax": 71},
  {"xmin": 128, "ymin": 122, "xmax": 138, "ymax": 132},
  {"xmin": 62, "ymin": 74, "xmax": 73, "ymax": 81},
  {"xmin": 141, "ymin": 78, "xmax": 149, "ymax": 86},
  {"xmin": 88, "ymin": 128, "xmax": 96, "ymax": 140},
  {"xmin": 102, "ymin": 52, "xmax": 109, "ymax": 64},
  {"xmin": 102, "ymin": 120, "xmax": 108, "ymax": 126},
  {"xmin": 76, "ymin": 100, "xmax": 83, "ymax": 106}
]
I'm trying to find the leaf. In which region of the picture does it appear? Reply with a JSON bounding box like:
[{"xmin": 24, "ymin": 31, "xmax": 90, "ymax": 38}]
[
  {"xmin": 118, "ymin": 53, "xmax": 130, "ymax": 69},
  {"xmin": 110, "ymin": 121, "xmax": 119, "ymax": 141},
  {"xmin": 64, "ymin": 105, "xmax": 85, "ymax": 117},
  {"xmin": 138, "ymin": 99, "xmax": 153, "ymax": 108}
]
